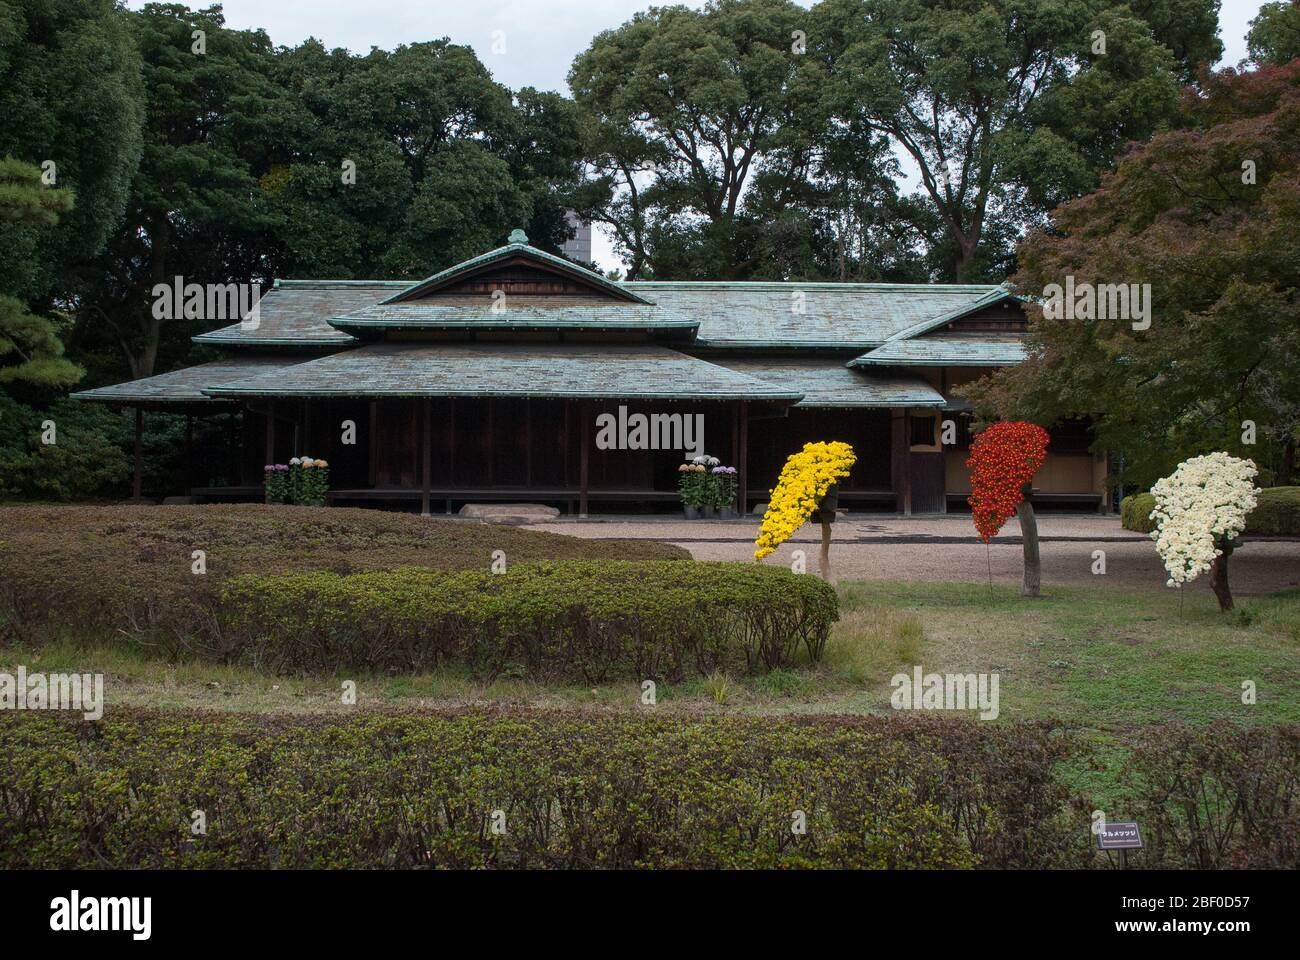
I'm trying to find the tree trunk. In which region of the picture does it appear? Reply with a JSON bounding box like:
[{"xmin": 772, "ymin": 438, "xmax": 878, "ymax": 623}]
[
  {"xmin": 819, "ymin": 517, "xmax": 833, "ymax": 584},
  {"xmin": 1210, "ymin": 540, "xmax": 1235, "ymax": 612},
  {"xmin": 1017, "ymin": 495, "xmax": 1041, "ymax": 598}
]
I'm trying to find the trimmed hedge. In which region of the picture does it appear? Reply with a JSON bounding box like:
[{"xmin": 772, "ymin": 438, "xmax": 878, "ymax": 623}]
[
  {"xmin": 1121, "ymin": 486, "xmax": 1300, "ymax": 536},
  {"xmin": 219, "ymin": 561, "xmax": 838, "ymax": 679},
  {"xmin": 1245, "ymin": 486, "xmax": 1300, "ymax": 536},
  {"xmin": 0, "ymin": 709, "xmax": 1087, "ymax": 869},
  {"xmin": 1119, "ymin": 492, "xmax": 1157, "ymax": 533},
  {"xmin": 0, "ymin": 504, "xmax": 686, "ymax": 661},
  {"xmin": 1123, "ymin": 723, "xmax": 1300, "ymax": 868}
]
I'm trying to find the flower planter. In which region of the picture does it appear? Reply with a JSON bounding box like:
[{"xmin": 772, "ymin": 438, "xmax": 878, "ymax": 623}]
[
  {"xmin": 683, "ymin": 505, "xmax": 700, "ymax": 520},
  {"xmin": 720, "ymin": 505, "xmax": 738, "ymax": 520},
  {"xmin": 702, "ymin": 504, "xmax": 718, "ymax": 519},
  {"xmin": 812, "ymin": 482, "xmax": 839, "ymax": 523}
]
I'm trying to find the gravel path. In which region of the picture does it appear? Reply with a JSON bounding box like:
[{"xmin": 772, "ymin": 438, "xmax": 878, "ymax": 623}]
[{"xmin": 524, "ymin": 514, "xmax": 1300, "ymax": 596}]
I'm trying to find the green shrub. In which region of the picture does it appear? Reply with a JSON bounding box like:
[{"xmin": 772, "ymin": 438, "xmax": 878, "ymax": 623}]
[
  {"xmin": 0, "ymin": 709, "xmax": 1087, "ymax": 869},
  {"xmin": 219, "ymin": 560, "xmax": 838, "ymax": 679},
  {"xmin": 1245, "ymin": 486, "xmax": 1300, "ymax": 536},
  {"xmin": 0, "ymin": 504, "xmax": 687, "ymax": 656},
  {"xmin": 1123, "ymin": 723, "xmax": 1300, "ymax": 868},
  {"xmin": 1120, "ymin": 492, "xmax": 1157, "ymax": 533},
  {"xmin": 1121, "ymin": 487, "xmax": 1300, "ymax": 536}
]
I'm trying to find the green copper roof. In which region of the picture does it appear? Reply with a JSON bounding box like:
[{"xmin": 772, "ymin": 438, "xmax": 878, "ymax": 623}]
[
  {"xmin": 71, "ymin": 356, "xmax": 311, "ymax": 405},
  {"xmin": 382, "ymin": 235, "xmax": 648, "ymax": 305},
  {"xmin": 193, "ymin": 282, "xmax": 379, "ymax": 347},
  {"xmin": 849, "ymin": 337, "xmax": 1027, "ymax": 367},
  {"xmin": 718, "ymin": 358, "xmax": 946, "ymax": 407},
  {"xmin": 203, "ymin": 343, "xmax": 801, "ymax": 402},
  {"xmin": 329, "ymin": 296, "xmax": 697, "ymax": 334},
  {"xmin": 626, "ymin": 282, "xmax": 1009, "ymax": 348},
  {"xmin": 879, "ymin": 287, "xmax": 1016, "ymax": 342}
]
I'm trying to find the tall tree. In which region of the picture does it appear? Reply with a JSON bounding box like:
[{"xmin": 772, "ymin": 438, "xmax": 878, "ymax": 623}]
[
  {"xmin": 0, "ymin": 158, "xmax": 81, "ymax": 389},
  {"xmin": 813, "ymin": 0, "xmax": 1219, "ymax": 281},
  {"xmin": 964, "ymin": 62, "xmax": 1300, "ymax": 489},
  {"xmin": 0, "ymin": 0, "xmax": 144, "ymax": 305},
  {"xmin": 1248, "ymin": 1, "xmax": 1300, "ymax": 66},
  {"xmin": 75, "ymin": 2, "xmax": 283, "ymax": 379},
  {"xmin": 569, "ymin": 0, "xmax": 849, "ymax": 279}
]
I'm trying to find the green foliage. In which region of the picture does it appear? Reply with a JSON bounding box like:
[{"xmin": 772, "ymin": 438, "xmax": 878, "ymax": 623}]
[
  {"xmin": 1123, "ymin": 723, "xmax": 1300, "ymax": 868},
  {"xmin": 0, "ymin": 503, "xmax": 688, "ymax": 653},
  {"xmin": 1120, "ymin": 492, "xmax": 1157, "ymax": 533},
  {"xmin": 0, "ymin": 0, "xmax": 144, "ymax": 301},
  {"xmin": 1122, "ymin": 487, "xmax": 1300, "ymax": 536},
  {"xmin": 0, "ymin": 708, "xmax": 1089, "ymax": 868},
  {"xmin": 0, "ymin": 394, "xmax": 127, "ymax": 498},
  {"xmin": 220, "ymin": 560, "xmax": 838, "ymax": 678},
  {"xmin": 1245, "ymin": 486, "xmax": 1300, "ymax": 536},
  {"xmin": 967, "ymin": 63, "xmax": 1300, "ymax": 488},
  {"xmin": 1249, "ymin": 1, "xmax": 1300, "ymax": 66}
]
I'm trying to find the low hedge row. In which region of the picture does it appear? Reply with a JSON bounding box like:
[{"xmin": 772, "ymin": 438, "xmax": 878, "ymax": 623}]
[
  {"xmin": 219, "ymin": 561, "xmax": 838, "ymax": 679},
  {"xmin": 0, "ymin": 504, "xmax": 687, "ymax": 655},
  {"xmin": 1121, "ymin": 486, "xmax": 1300, "ymax": 536},
  {"xmin": 0, "ymin": 709, "xmax": 1086, "ymax": 869}
]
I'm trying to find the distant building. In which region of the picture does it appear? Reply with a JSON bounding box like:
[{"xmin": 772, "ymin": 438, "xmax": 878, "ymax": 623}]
[{"xmin": 561, "ymin": 213, "xmax": 592, "ymax": 264}]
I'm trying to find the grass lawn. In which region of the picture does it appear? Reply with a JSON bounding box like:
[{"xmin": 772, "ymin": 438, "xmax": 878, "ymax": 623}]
[{"xmin": 9, "ymin": 579, "xmax": 1296, "ymax": 731}]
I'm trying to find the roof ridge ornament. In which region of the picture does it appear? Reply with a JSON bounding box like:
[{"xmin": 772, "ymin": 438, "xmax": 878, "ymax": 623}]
[{"xmin": 508, "ymin": 228, "xmax": 529, "ymax": 244}]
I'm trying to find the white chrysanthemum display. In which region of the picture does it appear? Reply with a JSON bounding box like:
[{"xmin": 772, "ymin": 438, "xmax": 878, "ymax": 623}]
[{"xmin": 1149, "ymin": 452, "xmax": 1258, "ymax": 588}]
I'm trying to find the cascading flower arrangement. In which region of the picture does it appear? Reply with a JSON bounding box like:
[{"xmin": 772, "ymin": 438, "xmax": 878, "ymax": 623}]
[
  {"xmin": 754, "ymin": 441, "xmax": 856, "ymax": 560},
  {"xmin": 1149, "ymin": 452, "xmax": 1257, "ymax": 608},
  {"xmin": 966, "ymin": 421, "xmax": 1050, "ymax": 542}
]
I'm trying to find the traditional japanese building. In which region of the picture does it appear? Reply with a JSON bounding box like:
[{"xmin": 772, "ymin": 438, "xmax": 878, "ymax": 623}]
[{"xmin": 74, "ymin": 229, "xmax": 1109, "ymax": 515}]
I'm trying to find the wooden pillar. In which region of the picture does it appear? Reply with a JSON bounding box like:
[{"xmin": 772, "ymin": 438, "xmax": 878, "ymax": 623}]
[
  {"xmin": 367, "ymin": 401, "xmax": 377, "ymax": 487},
  {"xmin": 132, "ymin": 407, "xmax": 144, "ymax": 500},
  {"xmin": 302, "ymin": 401, "xmax": 312, "ymax": 456},
  {"xmin": 448, "ymin": 399, "xmax": 457, "ymax": 482},
  {"xmin": 184, "ymin": 413, "xmax": 194, "ymax": 495},
  {"xmin": 579, "ymin": 400, "xmax": 590, "ymax": 518},
  {"xmin": 264, "ymin": 399, "xmax": 276, "ymax": 468},
  {"xmin": 421, "ymin": 397, "xmax": 432, "ymax": 516},
  {"xmin": 738, "ymin": 400, "xmax": 749, "ymax": 516},
  {"xmin": 904, "ymin": 408, "xmax": 915, "ymax": 515},
  {"xmin": 525, "ymin": 399, "xmax": 533, "ymax": 487}
]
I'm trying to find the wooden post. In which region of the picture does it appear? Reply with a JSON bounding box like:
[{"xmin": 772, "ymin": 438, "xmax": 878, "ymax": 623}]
[
  {"xmin": 184, "ymin": 413, "xmax": 194, "ymax": 495},
  {"xmin": 367, "ymin": 401, "xmax": 377, "ymax": 487},
  {"xmin": 1210, "ymin": 539, "xmax": 1235, "ymax": 611},
  {"xmin": 819, "ymin": 517, "xmax": 833, "ymax": 583},
  {"xmin": 1017, "ymin": 486, "xmax": 1041, "ymax": 598},
  {"xmin": 579, "ymin": 401, "xmax": 590, "ymax": 518},
  {"xmin": 738, "ymin": 400, "xmax": 749, "ymax": 516},
  {"xmin": 448, "ymin": 398, "xmax": 456, "ymax": 488},
  {"xmin": 525, "ymin": 399, "xmax": 533, "ymax": 487},
  {"xmin": 264, "ymin": 400, "xmax": 276, "ymax": 466},
  {"xmin": 132, "ymin": 407, "xmax": 144, "ymax": 501},
  {"xmin": 902, "ymin": 410, "xmax": 913, "ymax": 516},
  {"xmin": 421, "ymin": 398, "xmax": 432, "ymax": 516}
]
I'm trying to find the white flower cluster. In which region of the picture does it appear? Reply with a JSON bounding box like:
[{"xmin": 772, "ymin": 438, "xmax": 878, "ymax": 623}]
[{"xmin": 1150, "ymin": 452, "xmax": 1257, "ymax": 588}]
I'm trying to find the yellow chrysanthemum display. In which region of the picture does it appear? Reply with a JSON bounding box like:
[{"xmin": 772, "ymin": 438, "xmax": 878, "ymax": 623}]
[{"xmin": 754, "ymin": 441, "xmax": 857, "ymax": 560}]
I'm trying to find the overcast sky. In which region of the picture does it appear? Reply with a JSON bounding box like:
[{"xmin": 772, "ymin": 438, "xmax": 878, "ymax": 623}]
[{"xmin": 125, "ymin": 0, "xmax": 1273, "ymax": 270}]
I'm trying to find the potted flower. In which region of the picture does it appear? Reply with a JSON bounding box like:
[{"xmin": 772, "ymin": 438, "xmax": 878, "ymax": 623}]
[
  {"xmin": 299, "ymin": 457, "xmax": 330, "ymax": 506},
  {"xmin": 263, "ymin": 464, "xmax": 289, "ymax": 504},
  {"xmin": 712, "ymin": 464, "xmax": 739, "ymax": 519},
  {"xmin": 692, "ymin": 455, "xmax": 723, "ymax": 518},
  {"xmin": 677, "ymin": 462, "xmax": 707, "ymax": 519}
]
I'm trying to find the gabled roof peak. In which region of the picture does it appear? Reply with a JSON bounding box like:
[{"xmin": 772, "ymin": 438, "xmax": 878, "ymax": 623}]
[{"xmin": 380, "ymin": 234, "xmax": 651, "ymax": 306}]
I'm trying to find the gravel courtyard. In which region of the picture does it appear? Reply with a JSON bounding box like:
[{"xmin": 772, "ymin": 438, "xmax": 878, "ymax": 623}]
[{"xmin": 524, "ymin": 513, "xmax": 1300, "ymax": 596}]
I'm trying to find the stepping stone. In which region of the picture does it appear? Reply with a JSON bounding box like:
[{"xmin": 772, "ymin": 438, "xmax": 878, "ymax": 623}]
[{"xmin": 458, "ymin": 503, "xmax": 561, "ymax": 524}]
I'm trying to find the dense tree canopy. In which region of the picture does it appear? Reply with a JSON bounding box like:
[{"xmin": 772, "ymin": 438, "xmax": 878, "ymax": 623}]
[
  {"xmin": 1248, "ymin": 0, "xmax": 1300, "ymax": 65},
  {"xmin": 964, "ymin": 62, "xmax": 1300, "ymax": 487}
]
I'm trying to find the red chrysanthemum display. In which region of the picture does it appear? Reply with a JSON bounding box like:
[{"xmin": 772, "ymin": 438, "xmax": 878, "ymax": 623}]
[{"xmin": 966, "ymin": 421, "xmax": 1050, "ymax": 543}]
